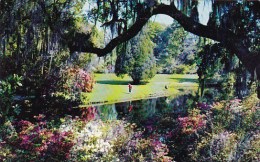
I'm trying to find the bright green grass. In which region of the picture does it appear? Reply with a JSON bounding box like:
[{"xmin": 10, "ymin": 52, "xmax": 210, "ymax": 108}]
[{"xmin": 81, "ymin": 74, "xmax": 198, "ymax": 105}]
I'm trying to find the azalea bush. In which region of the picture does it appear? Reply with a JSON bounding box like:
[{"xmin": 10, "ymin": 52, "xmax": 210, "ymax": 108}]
[
  {"xmin": 192, "ymin": 93, "xmax": 260, "ymax": 161},
  {"xmin": 178, "ymin": 109, "xmax": 207, "ymax": 135},
  {"xmin": 0, "ymin": 114, "xmax": 75, "ymax": 161},
  {"xmin": 80, "ymin": 106, "xmax": 98, "ymax": 121},
  {"xmin": 118, "ymin": 135, "xmax": 172, "ymax": 162},
  {"xmin": 0, "ymin": 108, "xmax": 173, "ymax": 161},
  {"xmin": 57, "ymin": 67, "xmax": 95, "ymax": 100},
  {"xmin": 63, "ymin": 112, "xmax": 173, "ymax": 161}
]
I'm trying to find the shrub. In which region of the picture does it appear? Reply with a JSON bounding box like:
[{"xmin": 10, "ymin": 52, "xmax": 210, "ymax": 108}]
[
  {"xmin": 178, "ymin": 109, "xmax": 207, "ymax": 135},
  {"xmin": 57, "ymin": 67, "xmax": 95, "ymax": 100},
  {"xmin": 192, "ymin": 93, "xmax": 260, "ymax": 161},
  {"xmin": 3, "ymin": 115, "xmax": 75, "ymax": 161},
  {"xmin": 174, "ymin": 64, "xmax": 190, "ymax": 74},
  {"xmin": 0, "ymin": 74, "xmax": 22, "ymax": 120}
]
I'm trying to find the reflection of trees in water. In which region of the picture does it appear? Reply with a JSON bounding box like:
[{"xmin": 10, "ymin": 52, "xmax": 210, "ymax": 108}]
[
  {"xmin": 95, "ymin": 87, "xmax": 244, "ymax": 122},
  {"xmin": 115, "ymin": 99, "xmax": 159, "ymax": 122},
  {"xmin": 96, "ymin": 104, "xmax": 118, "ymax": 120},
  {"xmin": 113, "ymin": 95, "xmax": 192, "ymax": 123}
]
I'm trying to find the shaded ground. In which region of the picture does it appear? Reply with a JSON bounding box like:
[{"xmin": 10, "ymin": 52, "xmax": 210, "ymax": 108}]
[{"xmin": 82, "ymin": 74, "xmax": 198, "ymax": 105}]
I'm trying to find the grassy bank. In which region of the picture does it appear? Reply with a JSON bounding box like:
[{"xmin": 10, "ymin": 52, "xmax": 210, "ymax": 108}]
[{"xmin": 81, "ymin": 74, "xmax": 198, "ymax": 105}]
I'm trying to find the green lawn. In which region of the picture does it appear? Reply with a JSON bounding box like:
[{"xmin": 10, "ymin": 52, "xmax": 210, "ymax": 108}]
[{"xmin": 81, "ymin": 74, "xmax": 198, "ymax": 106}]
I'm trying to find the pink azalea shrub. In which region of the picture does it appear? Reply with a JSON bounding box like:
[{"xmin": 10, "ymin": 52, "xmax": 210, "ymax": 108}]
[
  {"xmin": 59, "ymin": 67, "xmax": 95, "ymax": 99},
  {"xmin": 75, "ymin": 68, "xmax": 95, "ymax": 92},
  {"xmin": 7, "ymin": 114, "xmax": 75, "ymax": 161},
  {"xmin": 178, "ymin": 114, "xmax": 206, "ymax": 134}
]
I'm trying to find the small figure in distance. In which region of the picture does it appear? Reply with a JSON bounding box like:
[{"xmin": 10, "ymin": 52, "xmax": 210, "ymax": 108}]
[
  {"xmin": 165, "ymin": 84, "xmax": 168, "ymax": 89},
  {"xmin": 128, "ymin": 83, "xmax": 132, "ymax": 93},
  {"xmin": 128, "ymin": 105, "xmax": 133, "ymax": 112}
]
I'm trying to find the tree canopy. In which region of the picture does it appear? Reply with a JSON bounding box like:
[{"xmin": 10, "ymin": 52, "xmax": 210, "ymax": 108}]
[
  {"xmin": 1, "ymin": 0, "xmax": 259, "ymax": 72},
  {"xmin": 69, "ymin": 0, "xmax": 259, "ymax": 74}
]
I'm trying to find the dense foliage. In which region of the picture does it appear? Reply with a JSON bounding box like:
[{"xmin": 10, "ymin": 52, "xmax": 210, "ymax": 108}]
[
  {"xmin": 0, "ymin": 1, "xmax": 105, "ymax": 119},
  {"xmin": 115, "ymin": 24, "xmax": 157, "ymax": 84},
  {"xmin": 0, "ymin": 74, "xmax": 22, "ymax": 120},
  {"xmin": 154, "ymin": 22, "xmax": 198, "ymax": 74}
]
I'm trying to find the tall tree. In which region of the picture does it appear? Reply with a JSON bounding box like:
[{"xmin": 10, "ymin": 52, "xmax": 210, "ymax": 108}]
[{"xmin": 115, "ymin": 24, "xmax": 156, "ymax": 84}]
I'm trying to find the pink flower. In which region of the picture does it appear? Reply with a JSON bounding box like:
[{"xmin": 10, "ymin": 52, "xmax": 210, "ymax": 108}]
[{"xmin": 33, "ymin": 114, "xmax": 45, "ymax": 121}]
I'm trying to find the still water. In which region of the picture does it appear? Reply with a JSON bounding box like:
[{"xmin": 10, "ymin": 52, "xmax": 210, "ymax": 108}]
[
  {"xmin": 92, "ymin": 92, "xmax": 196, "ymax": 123},
  {"xmin": 82, "ymin": 86, "xmax": 238, "ymax": 124},
  {"xmin": 20, "ymin": 86, "xmax": 236, "ymax": 122}
]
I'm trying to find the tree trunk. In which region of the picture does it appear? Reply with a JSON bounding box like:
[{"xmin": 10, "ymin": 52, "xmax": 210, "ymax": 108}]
[{"xmin": 133, "ymin": 79, "xmax": 140, "ymax": 85}]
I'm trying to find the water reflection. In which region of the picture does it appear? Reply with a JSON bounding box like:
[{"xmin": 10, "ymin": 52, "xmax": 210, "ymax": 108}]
[
  {"xmin": 18, "ymin": 86, "xmax": 242, "ymax": 122},
  {"xmin": 97, "ymin": 104, "xmax": 118, "ymax": 120},
  {"xmin": 94, "ymin": 86, "xmax": 241, "ymax": 123},
  {"xmin": 95, "ymin": 93, "xmax": 195, "ymax": 122}
]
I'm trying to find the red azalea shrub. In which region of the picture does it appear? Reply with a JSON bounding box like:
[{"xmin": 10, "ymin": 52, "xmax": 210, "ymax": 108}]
[
  {"xmin": 9, "ymin": 114, "xmax": 74, "ymax": 161},
  {"xmin": 150, "ymin": 138, "xmax": 172, "ymax": 161},
  {"xmin": 45, "ymin": 131, "xmax": 74, "ymax": 160},
  {"xmin": 62, "ymin": 67, "xmax": 95, "ymax": 94},
  {"xmin": 178, "ymin": 114, "xmax": 206, "ymax": 135}
]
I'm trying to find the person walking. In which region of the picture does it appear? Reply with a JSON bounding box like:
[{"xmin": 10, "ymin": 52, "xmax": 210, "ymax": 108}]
[{"xmin": 128, "ymin": 83, "xmax": 132, "ymax": 93}]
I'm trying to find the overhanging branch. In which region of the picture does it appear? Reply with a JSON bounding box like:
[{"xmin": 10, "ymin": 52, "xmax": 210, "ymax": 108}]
[
  {"xmin": 160, "ymin": 2, "xmax": 259, "ymax": 73},
  {"xmin": 68, "ymin": 3, "xmax": 155, "ymax": 56},
  {"xmin": 67, "ymin": 2, "xmax": 259, "ymax": 72}
]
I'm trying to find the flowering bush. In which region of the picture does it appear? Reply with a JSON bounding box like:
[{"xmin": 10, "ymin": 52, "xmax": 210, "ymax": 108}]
[
  {"xmin": 58, "ymin": 67, "xmax": 95, "ymax": 100},
  {"xmin": 178, "ymin": 112, "xmax": 206, "ymax": 134},
  {"xmin": 2, "ymin": 115, "xmax": 75, "ymax": 161},
  {"xmin": 60, "ymin": 114, "xmax": 173, "ymax": 161},
  {"xmin": 119, "ymin": 137, "xmax": 171, "ymax": 161},
  {"xmin": 192, "ymin": 93, "xmax": 260, "ymax": 161},
  {"xmin": 75, "ymin": 68, "xmax": 95, "ymax": 92},
  {"xmin": 70, "ymin": 120, "xmax": 116, "ymax": 161}
]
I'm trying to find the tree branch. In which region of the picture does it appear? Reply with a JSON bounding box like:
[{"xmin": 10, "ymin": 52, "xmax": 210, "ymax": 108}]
[
  {"xmin": 101, "ymin": 18, "xmax": 127, "ymax": 28},
  {"xmin": 67, "ymin": 2, "xmax": 259, "ymax": 73},
  {"xmin": 160, "ymin": 2, "xmax": 259, "ymax": 73},
  {"xmin": 67, "ymin": 3, "xmax": 153, "ymax": 56}
]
